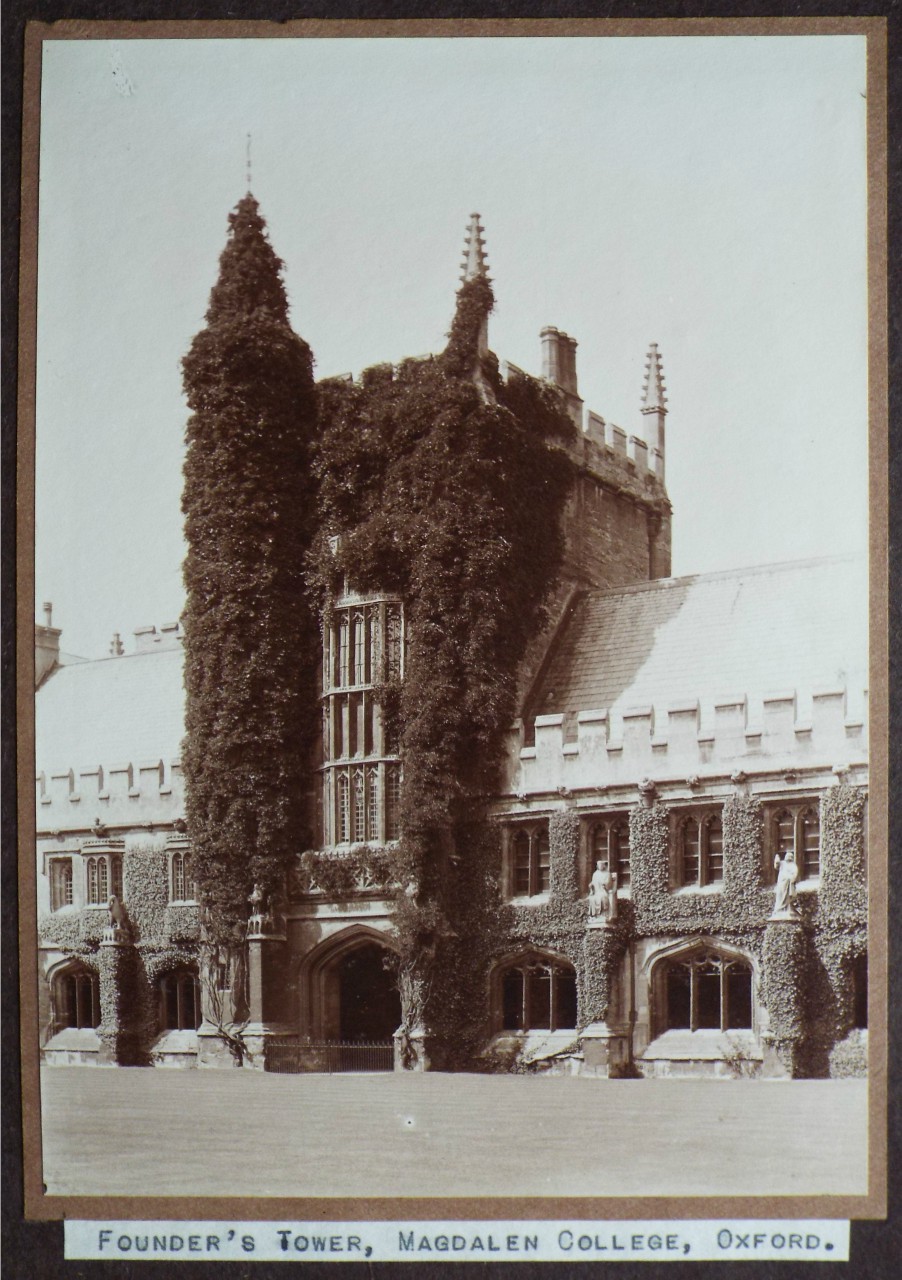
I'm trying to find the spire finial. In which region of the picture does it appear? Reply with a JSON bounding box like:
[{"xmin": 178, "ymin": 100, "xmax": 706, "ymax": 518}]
[
  {"xmin": 460, "ymin": 212, "xmax": 491, "ymax": 284},
  {"xmin": 246, "ymin": 133, "xmax": 252, "ymax": 192},
  {"xmin": 641, "ymin": 342, "xmax": 668, "ymax": 414}
]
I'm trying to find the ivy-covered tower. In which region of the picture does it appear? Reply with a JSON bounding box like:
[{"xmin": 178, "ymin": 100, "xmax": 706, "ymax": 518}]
[
  {"xmin": 35, "ymin": 206, "xmax": 866, "ymax": 1081},
  {"xmin": 181, "ymin": 193, "xmax": 320, "ymax": 1049}
]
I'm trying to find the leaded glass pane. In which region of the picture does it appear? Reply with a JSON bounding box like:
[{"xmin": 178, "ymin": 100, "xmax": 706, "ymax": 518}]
[
  {"xmin": 681, "ymin": 821, "xmax": 700, "ymax": 885},
  {"xmin": 513, "ymin": 833, "xmax": 530, "ymax": 895},
  {"xmin": 706, "ymin": 816, "xmax": 724, "ymax": 883},
  {"xmin": 536, "ymin": 828, "xmax": 551, "ymax": 893},
  {"xmin": 800, "ymin": 809, "xmax": 820, "ymax": 878}
]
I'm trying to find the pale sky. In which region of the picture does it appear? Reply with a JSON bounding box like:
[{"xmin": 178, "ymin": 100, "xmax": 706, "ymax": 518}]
[{"xmin": 35, "ymin": 34, "xmax": 869, "ymax": 659}]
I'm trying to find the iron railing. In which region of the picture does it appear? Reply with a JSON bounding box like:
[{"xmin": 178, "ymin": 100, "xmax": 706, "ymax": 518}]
[{"xmin": 267, "ymin": 1038, "xmax": 394, "ymax": 1074}]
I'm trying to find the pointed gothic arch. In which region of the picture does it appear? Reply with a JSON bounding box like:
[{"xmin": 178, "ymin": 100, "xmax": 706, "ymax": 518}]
[
  {"xmin": 297, "ymin": 924, "xmax": 400, "ymax": 1041},
  {"xmin": 646, "ymin": 938, "xmax": 756, "ymax": 1038}
]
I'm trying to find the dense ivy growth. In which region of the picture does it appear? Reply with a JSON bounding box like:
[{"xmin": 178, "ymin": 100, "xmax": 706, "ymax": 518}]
[
  {"xmin": 181, "ymin": 196, "xmax": 320, "ymax": 940},
  {"xmin": 310, "ymin": 273, "xmax": 575, "ymax": 1047}
]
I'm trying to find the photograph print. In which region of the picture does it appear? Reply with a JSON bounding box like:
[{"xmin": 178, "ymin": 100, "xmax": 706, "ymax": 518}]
[{"xmin": 23, "ymin": 22, "xmax": 883, "ymax": 1213}]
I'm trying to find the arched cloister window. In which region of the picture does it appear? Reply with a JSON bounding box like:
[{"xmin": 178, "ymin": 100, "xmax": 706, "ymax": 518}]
[
  {"xmin": 159, "ymin": 968, "xmax": 201, "ymax": 1031},
  {"xmin": 498, "ymin": 955, "xmax": 577, "ymax": 1032},
  {"xmin": 658, "ymin": 946, "xmax": 753, "ymax": 1033},
  {"xmin": 53, "ymin": 964, "xmax": 100, "ymax": 1032}
]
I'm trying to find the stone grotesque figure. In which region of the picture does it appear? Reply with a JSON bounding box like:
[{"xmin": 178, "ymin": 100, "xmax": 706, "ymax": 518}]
[
  {"xmin": 107, "ymin": 895, "xmax": 129, "ymax": 933},
  {"xmin": 588, "ymin": 860, "xmax": 618, "ymax": 921},
  {"xmin": 772, "ymin": 851, "xmax": 799, "ymax": 916}
]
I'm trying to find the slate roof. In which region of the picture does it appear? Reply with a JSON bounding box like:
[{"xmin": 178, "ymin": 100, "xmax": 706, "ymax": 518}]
[
  {"xmin": 35, "ymin": 555, "xmax": 867, "ymax": 771},
  {"xmin": 36, "ymin": 645, "xmax": 185, "ymax": 772},
  {"xmin": 530, "ymin": 555, "xmax": 868, "ymax": 727}
]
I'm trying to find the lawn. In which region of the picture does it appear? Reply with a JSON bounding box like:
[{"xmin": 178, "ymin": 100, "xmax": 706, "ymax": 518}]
[{"xmin": 40, "ymin": 1067, "xmax": 868, "ymax": 1199}]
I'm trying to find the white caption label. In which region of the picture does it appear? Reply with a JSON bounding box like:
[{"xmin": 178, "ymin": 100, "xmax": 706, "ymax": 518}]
[{"xmin": 65, "ymin": 1219, "xmax": 849, "ymax": 1262}]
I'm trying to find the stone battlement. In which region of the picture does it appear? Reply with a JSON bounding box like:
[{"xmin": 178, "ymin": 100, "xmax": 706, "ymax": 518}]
[
  {"xmin": 36, "ymin": 757, "xmax": 184, "ymax": 829},
  {"xmin": 508, "ymin": 685, "xmax": 867, "ymax": 795}
]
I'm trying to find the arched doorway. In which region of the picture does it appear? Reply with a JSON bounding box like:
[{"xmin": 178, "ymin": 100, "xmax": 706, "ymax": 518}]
[
  {"xmin": 338, "ymin": 941, "xmax": 402, "ymax": 1041},
  {"xmin": 299, "ymin": 926, "xmax": 402, "ymax": 1047}
]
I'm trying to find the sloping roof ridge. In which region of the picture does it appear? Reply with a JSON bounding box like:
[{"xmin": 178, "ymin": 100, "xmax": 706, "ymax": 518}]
[
  {"xmin": 41, "ymin": 644, "xmax": 184, "ymax": 674},
  {"xmin": 588, "ymin": 552, "xmax": 862, "ymax": 602}
]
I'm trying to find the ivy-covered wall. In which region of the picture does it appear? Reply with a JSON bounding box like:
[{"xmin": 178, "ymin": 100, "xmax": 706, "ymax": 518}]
[
  {"xmin": 281, "ymin": 783, "xmax": 867, "ymax": 1078},
  {"xmin": 39, "ymin": 841, "xmax": 201, "ymax": 1065},
  {"xmin": 621, "ymin": 786, "xmax": 867, "ymax": 1077}
]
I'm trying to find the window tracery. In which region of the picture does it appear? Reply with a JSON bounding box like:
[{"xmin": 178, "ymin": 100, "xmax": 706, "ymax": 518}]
[
  {"xmin": 768, "ymin": 802, "xmax": 821, "ymax": 880},
  {"xmin": 659, "ymin": 946, "xmax": 753, "ymax": 1033},
  {"xmin": 498, "ymin": 954, "xmax": 577, "ymax": 1032},
  {"xmin": 322, "ymin": 598, "xmax": 404, "ymax": 846}
]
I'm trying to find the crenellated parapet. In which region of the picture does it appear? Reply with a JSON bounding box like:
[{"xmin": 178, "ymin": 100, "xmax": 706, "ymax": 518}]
[
  {"xmin": 506, "ymin": 684, "xmax": 867, "ymax": 800},
  {"xmin": 36, "ymin": 757, "xmax": 184, "ymax": 831}
]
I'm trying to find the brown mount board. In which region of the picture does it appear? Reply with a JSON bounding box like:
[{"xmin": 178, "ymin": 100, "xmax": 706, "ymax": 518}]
[{"xmin": 16, "ymin": 14, "xmax": 888, "ymax": 1228}]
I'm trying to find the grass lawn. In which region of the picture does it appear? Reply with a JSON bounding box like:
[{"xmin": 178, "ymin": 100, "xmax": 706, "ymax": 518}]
[{"xmin": 40, "ymin": 1067, "xmax": 867, "ymax": 1199}]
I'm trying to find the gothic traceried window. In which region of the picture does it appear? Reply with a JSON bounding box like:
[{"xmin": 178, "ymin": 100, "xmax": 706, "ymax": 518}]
[
  {"xmin": 323, "ymin": 598, "xmax": 404, "ymax": 847},
  {"xmin": 53, "ymin": 964, "xmax": 101, "ymax": 1032},
  {"xmin": 661, "ymin": 947, "xmax": 753, "ymax": 1033},
  {"xmin": 160, "ymin": 968, "xmax": 201, "ymax": 1031},
  {"xmin": 499, "ymin": 955, "xmax": 577, "ymax": 1032}
]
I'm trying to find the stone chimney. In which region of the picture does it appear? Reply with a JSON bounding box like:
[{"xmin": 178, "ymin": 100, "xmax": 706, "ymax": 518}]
[
  {"xmin": 540, "ymin": 327, "xmax": 583, "ymax": 426},
  {"xmin": 35, "ymin": 601, "xmax": 61, "ymax": 689}
]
